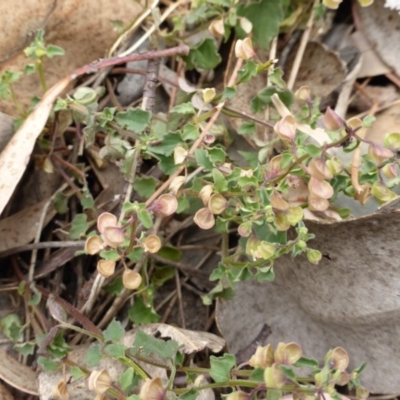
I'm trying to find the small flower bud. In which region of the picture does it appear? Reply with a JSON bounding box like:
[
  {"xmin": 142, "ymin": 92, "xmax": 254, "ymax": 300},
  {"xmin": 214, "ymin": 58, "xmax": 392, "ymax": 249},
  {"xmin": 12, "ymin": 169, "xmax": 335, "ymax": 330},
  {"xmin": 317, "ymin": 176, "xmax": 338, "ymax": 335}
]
[
  {"xmin": 308, "ymin": 195, "xmax": 330, "ymax": 212},
  {"xmin": 322, "ymin": 107, "xmax": 344, "ymax": 131},
  {"xmin": 208, "ymin": 194, "xmax": 228, "ymax": 215},
  {"xmin": 97, "ymin": 212, "xmax": 118, "ymax": 234},
  {"xmin": 97, "ymin": 260, "xmax": 116, "ymax": 277},
  {"xmin": 239, "ymin": 17, "xmax": 252, "ymax": 34},
  {"xmin": 174, "ymin": 146, "xmax": 188, "ymax": 165},
  {"xmin": 238, "ymin": 221, "xmax": 252, "ymax": 237},
  {"xmin": 286, "ymin": 206, "xmax": 304, "ymax": 226},
  {"xmin": 193, "ymin": 207, "xmax": 215, "ymax": 230},
  {"xmin": 88, "ymin": 369, "xmax": 112, "ymax": 394},
  {"xmin": 384, "ymin": 132, "xmax": 400, "ymax": 150},
  {"xmin": 144, "ymin": 235, "xmax": 162, "ymax": 253},
  {"xmin": 356, "ymin": 386, "xmax": 369, "ymax": 400},
  {"xmin": 274, "ymin": 342, "xmax": 302, "ymax": 365},
  {"xmin": 235, "ymin": 38, "xmax": 254, "ymax": 60},
  {"xmin": 371, "ymin": 182, "xmax": 397, "ymax": 204},
  {"xmin": 308, "ymin": 177, "xmax": 334, "ymax": 199},
  {"xmin": 199, "ymin": 185, "xmax": 214, "ymax": 206},
  {"xmin": 52, "ymin": 380, "xmax": 69, "ymax": 400},
  {"xmin": 122, "ymin": 269, "xmax": 142, "ymax": 290},
  {"xmin": 274, "ymin": 115, "xmax": 297, "ymax": 142},
  {"xmin": 85, "ymin": 236, "xmax": 104, "ymax": 255},
  {"xmin": 169, "ymin": 176, "xmax": 186, "ymax": 195},
  {"xmin": 246, "ymin": 235, "xmax": 261, "ymax": 260},
  {"xmin": 202, "ymin": 88, "xmax": 216, "ymax": 104},
  {"xmin": 209, "ymin": 19, "xmax": 225, "ymax": 37},
  {"xmin": 307, "ymin": 249, "xmax": 322, "ymax": 265},
  {"xmin": 249, "ymin": 344, "xmax": 274, "ymax": 368},
  {"xmin": 152, "ymin": 194, "xmax": 178, "ymax": 217},
  {"xmin": 368, "ymin": 144, "xmax": 394, "ymax": 164},
  {"xmin": 294, "ymin": 86, "xmax": 311, "ymax": 102},
  {"xmin": 271, "ymin": 193, "xmax": 289, "ymax": 211},
  {"xmin": 382, "ymin": 163, "xmax": 398, "ymax": 179},
  {"xmin": 264, "ymin": 364, "xmax": 287, "ymax": 389},
  {"xmin": 140, "ymin": 377, "xmax": 165, "ymax": 400},
  {"xmin": 308, "ymin": 158, "xmax": 333, "ymax": 180},
  {"xmin": 102, "ymin": 226, "xmax": 125, "ymax": 248},
  {"xmin": 325, "ymin": 347, "xmax": 349, "ymax": 371},
  {"xmin": 257, "ymin": 241, "xmax": 276, "ymax": 260}
]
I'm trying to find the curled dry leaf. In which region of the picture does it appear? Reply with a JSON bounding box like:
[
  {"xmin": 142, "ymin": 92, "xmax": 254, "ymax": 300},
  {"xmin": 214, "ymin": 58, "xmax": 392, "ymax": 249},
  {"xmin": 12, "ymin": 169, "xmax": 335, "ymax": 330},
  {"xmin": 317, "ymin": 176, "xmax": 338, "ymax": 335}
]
[{"xmin": 0, "ymin": 77, "xmax": 70, "ymax": 215}]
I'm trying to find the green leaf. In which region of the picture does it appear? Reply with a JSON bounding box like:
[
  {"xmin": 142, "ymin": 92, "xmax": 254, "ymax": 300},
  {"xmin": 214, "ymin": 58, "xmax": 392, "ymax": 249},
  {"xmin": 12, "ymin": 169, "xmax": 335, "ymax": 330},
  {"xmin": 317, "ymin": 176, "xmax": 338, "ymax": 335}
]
[
  {"xmin": 251, "ymin": 367, "xmax": 265, "ymax": 382},
  {"xmin": 104, "ymin": 277, "xmax": 124, "ymax": 296},
  {"xmin": 127, "ymin": 248, "xmax": 144, "ymax": 262},
  {"xmin": 138, "ymin": 209, "xmax": 153, "ymax": 229},
  {"xmin": 213, "ymin": 169, "xmax": 228, "ymax": 192},
  {"xmin": 149, "ymin": 132, "xmax": 183, "ymax": 156},
  {"xmin": 46, "ymin": 45, "xmax": 65, "ymax": 58},
  {"xmin": 208, "ymin": 147, "xmax": 226, "ymax": 164},
  {"xmin": 237, "ymin": 176, "xmax": 259, "ymax": 188},
  {"xmin": 103, "ymin": 319, "xmax": 125, "ymax": 342},
  {"xmin": 14, "ymin": 342, "xmax": 35, "ymax": 356},
  {"xmin": 182, "ymin": 123, "xmax": 199, "ymax": 140},
  {"xmin": 128, "ymin": 296, "xmax": 160, "ymax": 324},
  {"xmin": 195, "ymin": 149, "xmax": 213, "ymax": 170},
  {"xmin": 304, "ymin": 144, "xmax": 322, "ymax": 158},
  {"xmin": 221, "ymin": 86, "xmax": 237, "ymax": 101},
  {"xmin": 157, "ymin": 246, "xmax": 182, "ymax": 261},
  {"xmin": 186, "ymin": 38, "xmax": 222, "ymax": 70},
  {"xmin": 237, "ymin": 0, "xmax": 284, "ymax": 50},
  {"xmin": 157, "ymin": 154, "xmax": 179, "ymax": 175},
  {"xmin": 116, "ymin": 108, "xmax": 152, "ymax": 133},
  {"xmin": 268, "ymin": 68, "xmax": 286, "ymax": 89},
  {"xmin": 152, "ymin": 266, "xmax": 176, "ymax": 288},
  {"xmin": 105, "ymin": 343, "xmax": 126, "ymax": 359},
  {"xmin": 69, "ymin": 213, "xmax": 88, "ymax": 239},
  {"xmin": 237, "ymin": 60, "xmax": 258, "ymax": 83},
  {"xmin": 84, "ymin": 343, "xmax": 102, "ymax": 367},
  {"xmin": 255, "ymin": 266, "xmax": 275, "ymax": 282},
  {"xmin": 279, "ymin": 365, "xmax": 296, "ymax": 381},
  {"xmin": 267, "ymin": 389, "xmax": 283, "ymax": 400},
  {"xmin": 179, "ymin": 388, "xmax": 199, "ymax": 400},
  {"xmin": 119, "ymin": 367, "xmax": 136, "ymax": 392},
  {"xmin": 133, "ymin": 177, "xmax": 157, "ymax": 198},
  {"xmin": 294, "ymin": 356, "xmax": 319, "ymax": 369},
  {"xmin": 131, "ymin": 330, "xmax": 179, "ymax": 360},
  {"xmin": 209, "ymin": 353, "xmax": 236, "ymax": 382},
  {"xmin": 70, "ymin": 366, "xmax": 86, "ymax": 380},
  {"xmin": 37, "ymin": 356, "xmax": 60, "ymax": 371},
  {"xmin": 99, "ymin": 249, "xmax": 120, "ymax": 261},
  {"xmin": 0, "ymin": 314, "xmax": 23, "ymax": 341},
  {"xmin": 171, "ymin": 102, "xmax": 196, "ymax": 114},
  {"xmin": 238, "ymin": 121, "xmax": 256, "ymax": 135}
]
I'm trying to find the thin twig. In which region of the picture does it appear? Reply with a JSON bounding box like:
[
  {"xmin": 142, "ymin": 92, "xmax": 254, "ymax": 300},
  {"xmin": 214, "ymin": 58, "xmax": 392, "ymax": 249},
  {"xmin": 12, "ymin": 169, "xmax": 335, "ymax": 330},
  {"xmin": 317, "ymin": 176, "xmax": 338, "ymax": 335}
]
[{"xmin": 287, "ymin": 0, "xmax": 318, "ymax": 90}]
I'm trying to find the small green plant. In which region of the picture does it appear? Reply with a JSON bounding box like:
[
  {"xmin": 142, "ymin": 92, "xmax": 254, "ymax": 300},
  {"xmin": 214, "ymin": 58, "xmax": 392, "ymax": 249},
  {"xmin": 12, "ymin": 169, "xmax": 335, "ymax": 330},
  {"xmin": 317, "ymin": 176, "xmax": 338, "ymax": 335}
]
[
  {"xmin": 36, "ymin": 318, "xmax": 368, "ymax": 400},
  {"xmin": 1, "ymin": 0, "xmax": 395, "ymax": 398}
]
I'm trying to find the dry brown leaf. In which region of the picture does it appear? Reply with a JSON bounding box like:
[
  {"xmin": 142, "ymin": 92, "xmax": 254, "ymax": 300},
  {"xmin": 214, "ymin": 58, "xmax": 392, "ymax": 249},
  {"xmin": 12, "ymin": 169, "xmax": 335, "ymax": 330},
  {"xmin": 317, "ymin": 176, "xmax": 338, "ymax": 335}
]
[
  {"xmin": 357, "ymin": 1, "xmax": 400, "ymax": 77},
  {"xmin": 0, "ymin": 197, "xmax": 56, "ymax": 253},
  {"xmin": 284, "ymin": 41, "xmax": 347, "ymax": 99},
  {"xmin": 0, "ymin": 347, "xmax": 38, "ymax": 395},
  {"xmin": 138, "ymin": 323, "xmax": 225, "ymax": 354},
  {"xmin": 0, "ymin": 77, "xmax": 69, "ymax": 215},
  {"xmin": 0, "ymin": 0, "xmax": 143, "ymax": 115},
  {"xmin": 217, "ymin": 208, "xmax": 400, "ymax": 392}
]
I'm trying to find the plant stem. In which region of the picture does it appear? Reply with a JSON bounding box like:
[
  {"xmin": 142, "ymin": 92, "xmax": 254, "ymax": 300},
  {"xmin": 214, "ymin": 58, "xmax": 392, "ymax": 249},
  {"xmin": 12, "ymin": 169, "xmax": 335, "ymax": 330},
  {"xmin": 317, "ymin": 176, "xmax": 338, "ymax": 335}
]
[{"xmin": 36, "ymin": 59, "xmax": 48, "ymax": 92}]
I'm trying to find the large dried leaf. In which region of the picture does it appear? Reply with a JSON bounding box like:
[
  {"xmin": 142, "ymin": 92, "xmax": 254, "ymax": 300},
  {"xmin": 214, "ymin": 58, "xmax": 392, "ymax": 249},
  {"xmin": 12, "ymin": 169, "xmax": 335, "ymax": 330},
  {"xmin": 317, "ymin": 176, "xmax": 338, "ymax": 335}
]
[
  {"xmin": 0, "ymin": 347, "xmax": 38, "ymax": 395},
  {"xmin": 357, "ymin": 1, "xmax": 400, "ymax": 77},
  {"xmin": 284, "ymin": 41, "xmax": 347, "ymax": 99},
  {"xmin": 217, "ymin": 204, "xmax": 400, "ymax": 392}
]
